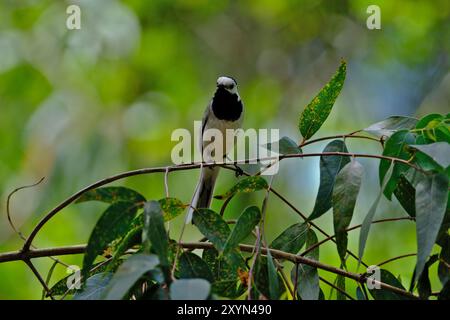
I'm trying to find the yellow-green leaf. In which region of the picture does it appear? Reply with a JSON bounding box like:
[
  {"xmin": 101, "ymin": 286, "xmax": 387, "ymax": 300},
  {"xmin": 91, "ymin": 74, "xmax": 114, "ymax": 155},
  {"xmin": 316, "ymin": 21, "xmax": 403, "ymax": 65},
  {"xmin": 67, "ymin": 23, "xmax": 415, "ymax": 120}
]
[
  {"xmin": 299, "ymin": 60, "xmax": 346, "ymax": 140},
  {"xmin": 214, "ymin": 176, "xmax": 268, "ymax": 200}
]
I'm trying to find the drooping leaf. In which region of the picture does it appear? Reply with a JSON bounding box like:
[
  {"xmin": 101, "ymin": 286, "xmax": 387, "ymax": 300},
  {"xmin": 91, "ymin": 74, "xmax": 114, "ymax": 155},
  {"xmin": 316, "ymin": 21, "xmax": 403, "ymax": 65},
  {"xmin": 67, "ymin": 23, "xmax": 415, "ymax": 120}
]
[
  {"xmin": 332, "ymin": 160, "xmax": 363, "ymax": 262},
  {"xmin": 73, "ymin": 273, "xmax": 113, "ymax": 300},
  {"xmin": 368, "ymin": 269, "xmax": 408, "ymax": 300},
  {"xmin": 299, "ymin": 60, "xmax": 346, "ymax": 140},
  {"xmin": 417, "ymin": 254, "xmax": 439, "ymax": 300},
  {"xmin": 76, "ymin": 187, "xmax": 145, "ymax": 204},
  {"xmin": 254, "ymin": 255, "xmax": 285, "ymax": 299},
  {"xmin": 410, "ymin": 142, "xmax": 450, "ymax": 169},
  {"xmin": 222, "ymin": 206, "xmax": 261, "ymax": 254},
  {"xmin": 142, "ymin": 201, "xmax": 169, "ymax": 266},
  {"xmin": 214, "ymin": 176, "xmax": 268, "ymax": 200},
  {"xmin": 192, "ymin": 209, "xmax": 231, "ymax": 251},
  {"xmin": 359, "ymin": 161, "xmax": 395, "ymax": 262},
  {"xmin": 415, "ymin": 173, "xmax": 449, "ymax": 281},
  {"xmin": 296, "ymin": 229, "xmax": 320, "ymax": 300},
  {"xmin": 103, "ymin": 254, "xmax": 159, "ymax": 300},
  {"xmin": 170, "ymin": 279, "xmax": 211, "ymax": 300},
  {"xmin": 336, "ymin": 275, "xmax": 346, "ymax": 300},
  {"xmin": 83, "ymin": 201, "xmax": 139, "ymax": 279},
  {"xmin": 270, "ymin": 223, "xmax": 308, "ymax": 254},
  {"xmin": 364, "ymin": 116, "xmax": 418, "ymax": 138},
  {"xmin": 179, "ymin": 252, "xmax": 214, "ymax": 282},
  {"xmin": 309, "ymin": 140, "xmax": 350, "ymax": 220},
  {"xmin": 159, "ymin": 197, "xmax": 187, "ymax": 221},
  {"xmin": 264, "ymin": 136, "xmax": 302, "ymax": 155},
  {"xmin": 379, "ymin": 130, "xmax": 416, "ymax": 200},
  {"xmin": 266, "ymin": 249, "xmax": 281, "ymax": 300}
]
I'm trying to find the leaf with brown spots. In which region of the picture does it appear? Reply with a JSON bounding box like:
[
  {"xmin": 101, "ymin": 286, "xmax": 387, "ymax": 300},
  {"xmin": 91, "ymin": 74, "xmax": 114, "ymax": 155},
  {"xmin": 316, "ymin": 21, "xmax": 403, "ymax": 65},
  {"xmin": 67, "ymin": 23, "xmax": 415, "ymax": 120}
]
[
  {"xmin": 299, "ymin": 60, "xmax": 346, "ymax": 140},
  {"xmin": 76, "ymin": 187, "xmax": 146, "ymax": 204},
  {"xmin": 214, "ymin": 176, "xmax": 268, "ymax": 200}
]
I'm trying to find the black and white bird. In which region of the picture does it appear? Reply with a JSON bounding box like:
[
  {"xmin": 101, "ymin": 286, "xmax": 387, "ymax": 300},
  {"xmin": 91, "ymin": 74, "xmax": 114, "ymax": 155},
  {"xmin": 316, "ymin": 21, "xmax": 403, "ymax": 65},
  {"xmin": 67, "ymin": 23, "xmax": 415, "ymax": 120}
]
[{"xmin": 188, "ymin": 76, "xmax": 244, "ymax": 220}]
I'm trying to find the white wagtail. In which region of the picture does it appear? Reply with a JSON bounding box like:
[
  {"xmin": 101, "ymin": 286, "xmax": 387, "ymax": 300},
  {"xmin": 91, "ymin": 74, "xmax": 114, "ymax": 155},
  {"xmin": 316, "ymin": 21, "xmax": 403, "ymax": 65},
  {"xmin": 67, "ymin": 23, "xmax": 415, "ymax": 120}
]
[{"xmin": 188, "ymin": 76, "xmax": 244, "ymax": 219}]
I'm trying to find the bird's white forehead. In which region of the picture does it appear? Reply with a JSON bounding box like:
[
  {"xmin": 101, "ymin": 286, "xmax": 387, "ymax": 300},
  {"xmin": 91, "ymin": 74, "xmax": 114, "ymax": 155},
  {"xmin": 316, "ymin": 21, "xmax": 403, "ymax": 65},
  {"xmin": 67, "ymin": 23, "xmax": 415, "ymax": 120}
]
[{"xmin": 216, "ymin": 76, "xmax": 236, "ymax": 86}]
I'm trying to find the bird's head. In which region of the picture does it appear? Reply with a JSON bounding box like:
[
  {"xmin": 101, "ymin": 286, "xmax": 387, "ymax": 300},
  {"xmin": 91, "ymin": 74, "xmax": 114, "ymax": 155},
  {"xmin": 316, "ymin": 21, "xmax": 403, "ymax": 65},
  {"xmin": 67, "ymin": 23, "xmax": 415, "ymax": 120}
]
[{"xmin": 216, "ymin": 76, "xmax": 238, "ymax": 95}]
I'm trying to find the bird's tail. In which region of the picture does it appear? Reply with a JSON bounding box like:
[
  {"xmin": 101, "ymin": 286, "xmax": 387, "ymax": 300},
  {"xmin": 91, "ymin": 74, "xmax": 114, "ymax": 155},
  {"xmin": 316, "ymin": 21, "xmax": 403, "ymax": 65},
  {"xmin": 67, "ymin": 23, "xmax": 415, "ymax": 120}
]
[{"xmin": 187, "ymin": 166, "xmax": 220, "ymax": 223}]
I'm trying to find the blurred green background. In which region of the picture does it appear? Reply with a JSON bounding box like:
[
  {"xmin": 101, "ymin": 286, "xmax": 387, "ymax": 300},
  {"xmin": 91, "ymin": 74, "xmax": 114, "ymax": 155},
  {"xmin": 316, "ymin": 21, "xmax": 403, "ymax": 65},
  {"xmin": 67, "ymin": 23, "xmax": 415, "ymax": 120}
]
[{"xmin": 0, "ymin": 0, "xmax": 448, "ymax": 299}]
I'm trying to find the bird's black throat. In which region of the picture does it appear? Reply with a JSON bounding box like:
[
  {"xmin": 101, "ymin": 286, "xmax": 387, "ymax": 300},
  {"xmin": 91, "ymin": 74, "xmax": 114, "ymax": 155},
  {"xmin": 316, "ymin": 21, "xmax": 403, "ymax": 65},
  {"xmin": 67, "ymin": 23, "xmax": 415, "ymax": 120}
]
[{"xmin": 211, "ymin": 87, "xmax": 243, "ymax": 121}]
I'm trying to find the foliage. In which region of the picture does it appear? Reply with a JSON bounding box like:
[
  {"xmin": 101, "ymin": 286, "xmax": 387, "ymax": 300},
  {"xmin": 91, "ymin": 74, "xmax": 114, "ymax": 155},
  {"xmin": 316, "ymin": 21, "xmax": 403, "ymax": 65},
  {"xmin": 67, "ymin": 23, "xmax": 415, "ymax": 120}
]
[{"xmin": 1, "ymin": 61, "xmax": 449, "ymax": 301}]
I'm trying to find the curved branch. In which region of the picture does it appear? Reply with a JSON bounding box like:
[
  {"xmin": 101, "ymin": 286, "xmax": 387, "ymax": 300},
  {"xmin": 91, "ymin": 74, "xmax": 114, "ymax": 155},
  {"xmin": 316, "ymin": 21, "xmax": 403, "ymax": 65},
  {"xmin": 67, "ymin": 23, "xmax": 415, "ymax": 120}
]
[{"xmin": 21, "ymin": 151, "xmax": 422, "ymax": 252}]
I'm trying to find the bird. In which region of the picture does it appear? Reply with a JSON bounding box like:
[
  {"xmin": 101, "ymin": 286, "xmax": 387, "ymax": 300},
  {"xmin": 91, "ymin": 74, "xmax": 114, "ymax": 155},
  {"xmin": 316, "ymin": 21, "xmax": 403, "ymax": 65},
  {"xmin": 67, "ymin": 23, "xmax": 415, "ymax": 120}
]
[{"xmin": 187, "ymin": 76, "xmax": 244, "ymax": 221}]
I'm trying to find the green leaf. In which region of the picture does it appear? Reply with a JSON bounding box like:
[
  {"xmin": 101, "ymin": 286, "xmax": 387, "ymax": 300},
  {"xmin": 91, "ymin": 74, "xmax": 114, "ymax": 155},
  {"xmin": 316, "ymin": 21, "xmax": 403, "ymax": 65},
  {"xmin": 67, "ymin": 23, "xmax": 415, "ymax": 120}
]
[
  {"xmin": 309, "ymin": 140, "xmax": 350, "ymax": 220},
  {"xmin": 270, "ymin": 223, "xmax": 308, "ymax": 254},
  {"xmin": 103, "ymin": 254, "xmax": 159, "ymax": 300},
  {"xmin": 393, "ymin": 174, "xmax": 416, "ymax": 217},
  {"xmin": 73, "ymin": 273, "xmax": 112, "ymax": 300},
  {"xmin": 179, "ymin": 252, "xmax": 214, "ymax": 282},
  {"xmin": 296, "ymin": 229, "xmax": 320, "ymax": 300},
  {"xmin": 193, "ymin": 209, "xmax": 247, "ymax": 298},
  {"xmin": 159, "ymin": 197, "xmax": 187, "ymax": 221},
  {"xmin": 410, "ymin": 142, "xmax": 450, "ymax": 169},
  {"xmin": 212, "ymin": 251, "xmax": 247, "ymax": 298},
  {"xmin": 415, "ymin": 173, "xmax": 449, "ymax": 281},
  {"xmin": 332, "ymin": 160, "xmax": 363, "ymax": 262},
  {"xmin": 106, "ymin": 225, "xmax": 142, "ymax": 272},
  {"xmin": 76, "ymin": 187, "xmax": 145, "ymax": 204},
  {"xmin": 222, "ymin": 206, "xmax": 261, "ymax": 254},
  {"xmin": 299, "ymin": 60, "xmax": 346, "ymax": 140},
  {"xmin": 264, "ymin": 136, "xmax": 302, "ymax": 155},
  {"xmin": 364, "ymin": 116, "xmax": 418, "ymax": 138},
  {"xmin": 254, "ymin": 256, "xmax": 285, "ymax": 299},
  {"xmin": 417, "ymin": 254, "xmax": 439, "ymax": 300},
  {"xmin": 359, "ymin": 161, "xmax": 395, "ymax": 262},
  {"xmin": 143, "ymin": 201, "xmax": 169, "ymax": 266},
  {"xmin": 193, "ymin": 209, "xmax": 231, "ymax": 251},
  {"xmin": 170, "ymin": 279, "xmax": 211, "ymax": 300},
  {"xmin": 214, "ymin": 176, "xmax": 268, "ymax": 200},
  {"xmin": 83, "ymin": 201, "xmax": 139, "ymax": 279},
  {"xmin": 415, "ymin": 113, "xmax": 444, "ymax": 130},
  {"xmin": 336, "ymin": 275, "xmax": 346, "ymax": 300},
  {"xmin": 369, "ymin": 269, "xmax": 408, "ymax": 300},
  {"xmin": 356, "ymin": 287, "xmax": 366, "ymax": 300},
  {"xmin": 379, "ymin": 130, "xmax": 416, "ymax": 200}
]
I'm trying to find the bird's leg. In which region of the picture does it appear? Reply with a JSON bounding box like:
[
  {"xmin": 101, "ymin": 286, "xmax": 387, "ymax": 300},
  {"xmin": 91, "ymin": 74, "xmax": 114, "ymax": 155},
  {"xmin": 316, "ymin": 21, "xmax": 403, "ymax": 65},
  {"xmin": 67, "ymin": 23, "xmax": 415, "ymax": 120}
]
[{"xmin": 224, "ymin": 154, "xmax": 244, "ymax": 177}]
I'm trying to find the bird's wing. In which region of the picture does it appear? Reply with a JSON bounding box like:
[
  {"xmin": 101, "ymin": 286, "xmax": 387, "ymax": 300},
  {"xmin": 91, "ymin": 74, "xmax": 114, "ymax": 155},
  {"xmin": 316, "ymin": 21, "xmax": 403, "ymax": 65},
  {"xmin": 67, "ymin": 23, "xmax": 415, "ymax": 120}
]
[{"xmin": 199, "ymin": 100, "xmax": 212, "ymax": 154}]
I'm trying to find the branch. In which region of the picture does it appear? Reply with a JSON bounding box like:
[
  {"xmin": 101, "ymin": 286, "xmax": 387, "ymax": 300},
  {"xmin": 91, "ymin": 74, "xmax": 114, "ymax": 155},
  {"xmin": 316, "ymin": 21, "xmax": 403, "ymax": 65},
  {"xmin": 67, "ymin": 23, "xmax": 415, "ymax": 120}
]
[
  {"xmin": 0, "ymin": 243, "xmax": 418, "ymax": 300},
  {"xmin": 20, "ymin": 150, "xmax": 422, "ymax": 252}
]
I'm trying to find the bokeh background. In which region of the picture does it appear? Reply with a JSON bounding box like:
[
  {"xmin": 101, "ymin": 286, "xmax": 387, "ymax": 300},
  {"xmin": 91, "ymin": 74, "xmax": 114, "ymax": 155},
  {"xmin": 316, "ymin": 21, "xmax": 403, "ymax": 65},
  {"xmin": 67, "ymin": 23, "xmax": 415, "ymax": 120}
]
[{"xmin": 0, "ymin": 0, "xmax": 449, "ymax": 299}]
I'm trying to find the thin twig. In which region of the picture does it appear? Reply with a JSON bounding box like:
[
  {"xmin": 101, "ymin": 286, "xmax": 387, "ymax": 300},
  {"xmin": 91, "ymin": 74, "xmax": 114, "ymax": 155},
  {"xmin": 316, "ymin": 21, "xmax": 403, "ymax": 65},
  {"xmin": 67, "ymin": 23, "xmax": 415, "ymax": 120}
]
[
  {"xmin": 24, "ymin": 259, "xmax": 54, "ymax": 300},
  {"xmin": 319, "ymin": 276, "xmax": 355, "ymax": 300},
  {"xmin": 377, "ymin": 253, "xmax": 416, "ymax": 267}
]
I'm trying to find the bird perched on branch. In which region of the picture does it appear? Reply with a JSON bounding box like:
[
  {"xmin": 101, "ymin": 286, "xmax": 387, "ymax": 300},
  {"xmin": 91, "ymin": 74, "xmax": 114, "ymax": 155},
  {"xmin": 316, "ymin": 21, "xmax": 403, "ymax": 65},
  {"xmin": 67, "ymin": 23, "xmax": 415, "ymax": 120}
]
[{"xmin": 188, "ymin": 76, "xmax": 244, "ymax": 220}]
